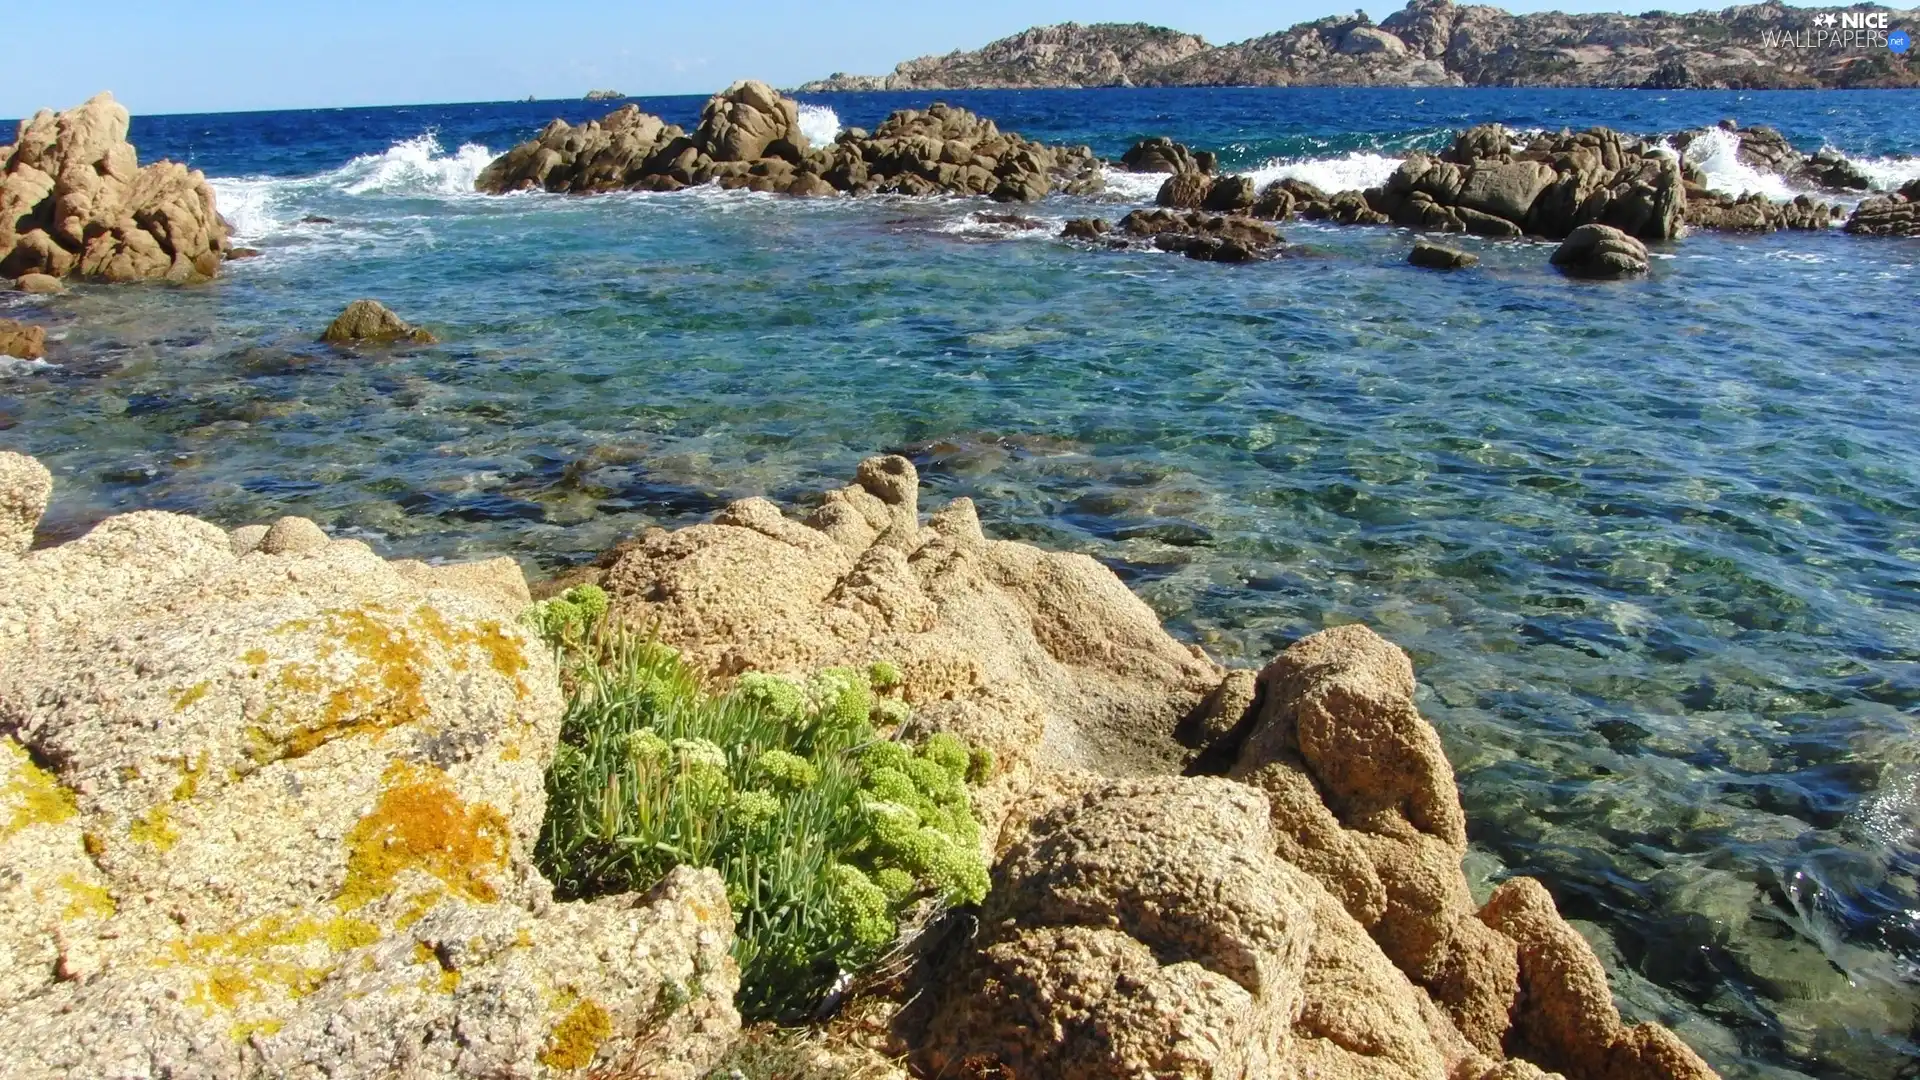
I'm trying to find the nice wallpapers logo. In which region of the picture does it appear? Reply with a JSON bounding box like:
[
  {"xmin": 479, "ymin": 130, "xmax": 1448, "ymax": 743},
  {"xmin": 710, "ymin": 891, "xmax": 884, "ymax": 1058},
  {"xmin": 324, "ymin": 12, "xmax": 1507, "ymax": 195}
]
[{"xmin": 1761, "ymin": 9, "xmax": 1910, "ymax": 51}]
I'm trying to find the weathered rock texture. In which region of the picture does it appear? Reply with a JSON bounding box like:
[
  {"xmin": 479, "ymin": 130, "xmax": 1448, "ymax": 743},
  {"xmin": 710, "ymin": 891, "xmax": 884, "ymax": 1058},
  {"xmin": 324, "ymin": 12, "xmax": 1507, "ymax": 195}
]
[
  {"xmin": 586, "ymin": 454, "xmax": 1225, "ymax": 783},
  {"xmin": 1115, "ymin": 208, "xmax": 1285, "ymax": 262},
  {"xmin": 584, "ymin": 458, "xmax": 1719, "ymax": 1080},
  {"xmin": 800, "ymin": 2, "xmax": 1918, "ymax": 91},
  {"xmin": 0, "ymin": 456, "xmax": 739, "ymax": 1078},
  {"xmin": 1120, "ymin": 136, "xmax": 1216, "ymax": 175},
  {"xmin": 321, "ymin": 299, "xmax": 438, "ymax": 345},
  {"xmin": 477, "ymin": 81, "xmax": 1101, "ymax": 202},
  {"xmin": 1409, "ymin": 239, "xmax": 1478, "ymax": 268},
  {"xmin": 1, "ymin": 92, "xmax": 231, "ymax": 285}
]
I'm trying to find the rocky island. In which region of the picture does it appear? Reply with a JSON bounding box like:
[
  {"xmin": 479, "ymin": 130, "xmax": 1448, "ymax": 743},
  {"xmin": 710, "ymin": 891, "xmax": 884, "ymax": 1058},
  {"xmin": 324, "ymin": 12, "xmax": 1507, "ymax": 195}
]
[{"xmin": 798, "ymin": 0, "xmax": 1919, "ymax": 91}]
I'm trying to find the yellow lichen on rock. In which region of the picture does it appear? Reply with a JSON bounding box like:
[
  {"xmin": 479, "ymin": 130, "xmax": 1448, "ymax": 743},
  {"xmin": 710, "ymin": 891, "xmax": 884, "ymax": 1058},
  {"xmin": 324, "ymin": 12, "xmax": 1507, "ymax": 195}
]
[
  {"xmin": 128, "ymin": 803, "xmax": 180, "ymax": 851},
  {"xmin": 58, "ymin": 874, "xmax": 117, "ymax": 920},
  {"xmin": 165, "ymin": 911, "xmax": 381, "ymax": 1014},
  {"xmin": 2, "ymin": 741, "xmax": 77, "ymax": 840},
  {"xmin": 337, "ymin": 762, "xmax": 511, "ymax": 910},
  {"xmin": 539, "ymin": 997, "xmax": 614, "ymax": 1070}
]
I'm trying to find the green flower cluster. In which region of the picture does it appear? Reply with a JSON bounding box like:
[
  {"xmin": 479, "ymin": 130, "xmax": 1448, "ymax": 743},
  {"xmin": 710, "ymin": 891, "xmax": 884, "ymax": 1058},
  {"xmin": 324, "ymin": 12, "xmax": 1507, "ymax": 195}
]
[
  {"xmin": 535, "ymin": 635, "xmax": 992, "ymax": 1021},
  {"xmin": 523, "ymin": 583, "xmax": 609, "ymax": 645}
]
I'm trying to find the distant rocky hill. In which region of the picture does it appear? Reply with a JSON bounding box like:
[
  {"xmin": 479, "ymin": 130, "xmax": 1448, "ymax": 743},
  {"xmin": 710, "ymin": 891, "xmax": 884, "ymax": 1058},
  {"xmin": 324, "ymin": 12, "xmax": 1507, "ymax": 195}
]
[{"xmin": 797, "ymin": 0, "xmax": 1919, "ymax": 91}]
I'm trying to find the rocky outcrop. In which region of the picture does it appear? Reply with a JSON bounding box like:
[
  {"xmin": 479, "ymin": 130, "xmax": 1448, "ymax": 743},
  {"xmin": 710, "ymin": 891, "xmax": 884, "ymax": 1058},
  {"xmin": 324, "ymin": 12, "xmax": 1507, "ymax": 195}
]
[
  {"xmin": 1844, "ymin": 177, "xmax": 1920, "ymax": 237},
  {"xmin": 1683, "ymin": 190, "xmax": 1840, "ymax": 231},
  {"xmin": 800, "ymin": 2, "xmax": 1918, "ymax": 90},
  {"xmin": 909, "ymin": 624, "xmax": 1717, "ymax": 1080},
  {"xmin": 1367, "ymin": 124, "xmax": 1685, "ymax": 241},
  {"xmin": 797, "ymin": 22, "xmax": 1211, "ymax": 91},
  {"xmin": 321, "ymin": 299, "xmax": 438, "ymax": 345},
  {"xmin": 0, "ymin": 453, "xmax": 739, "ymax": 1078},
  {"xmin": 1, "ymin": 92, "xmax": 230, "ymax": 285},
  {"xmin": 1409, "ymin": 239, "xmax": 1477, "ymax": 268},
  {"xmin": 583, "ymin": 89, "xmax": 624, "ymax": 101},
  {"xmin": 578, "ymin": 458, "xmax": 1717, "ymax": 1080},
  {"xmin": 1120, "ymin": 136, "xmax": 1216, "ymax": 175},
  {"xmin": 477, "ymin": 83, "xmax": 1101, "ymax": 202},
  {"xmin": 0, "ymin": 318, "xmax": 46, "ymax": 360},
  {"xmin": 1118, "ymin": 208, "xmax": 1283, "ymax": 262},
  {"xmin": 1550, "ymin": 223, "xmax": 1650, "ymax": 278}
]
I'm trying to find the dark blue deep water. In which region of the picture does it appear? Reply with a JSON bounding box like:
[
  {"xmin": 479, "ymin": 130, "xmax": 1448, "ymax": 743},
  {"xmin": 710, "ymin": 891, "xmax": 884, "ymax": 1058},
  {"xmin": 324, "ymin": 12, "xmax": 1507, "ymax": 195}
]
[{"xmin": 4, "ymin": 87, "xmax": 1920, "ymax": 1078}]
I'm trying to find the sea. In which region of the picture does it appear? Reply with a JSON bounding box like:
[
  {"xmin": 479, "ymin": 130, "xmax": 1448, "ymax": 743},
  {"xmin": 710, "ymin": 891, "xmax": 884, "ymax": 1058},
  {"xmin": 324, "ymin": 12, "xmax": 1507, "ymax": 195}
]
[{"xmin": 3, "ymin": 86, "xmax": 1918, "ymax": 1078}]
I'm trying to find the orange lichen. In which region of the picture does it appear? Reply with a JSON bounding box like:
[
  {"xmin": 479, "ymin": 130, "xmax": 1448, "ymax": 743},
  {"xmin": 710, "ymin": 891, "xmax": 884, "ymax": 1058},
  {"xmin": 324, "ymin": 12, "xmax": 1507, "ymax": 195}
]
[
  {"xmin": 82, "ymin": 831, "xmax": 106, "ymax": 857},
  {"xmin": 173, "ymin": 681, "xmax": 211, "ymax": 712},
  {"xmin": 129, "ymin": 804, "xmax": 180, "ymax": 851},
  {"xmin": 247, "ymin": 604, "xmax": 530, "ymax": 766},
  {"xmin": 337, "ymin": 762, "xmax": 509, "ymax": 911},
  {"xmin": 2, "ymin": 741, "xmax": 77, "ymax": 840},
  {"xmin": 58, "ymin": 874, "xmax": 116, "ymax": 920},
  {"xmin": 166, "ymin": 912, "xmax": 380, "ymax": 1013},
  {"xmin": 538, "ymin": 998, "xmax": 613, "ymax": 1070}
]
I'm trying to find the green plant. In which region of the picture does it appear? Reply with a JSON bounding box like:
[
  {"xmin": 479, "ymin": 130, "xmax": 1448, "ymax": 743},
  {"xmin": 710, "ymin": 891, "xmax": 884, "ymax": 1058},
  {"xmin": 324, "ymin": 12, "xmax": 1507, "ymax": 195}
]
[
  {"xmin": 522, "ymin": 583, "xmax": 609, "ymax": 646},
  {"xmin": 534, "ymin": 625, "xmax": 989, "ymax": 1021}
]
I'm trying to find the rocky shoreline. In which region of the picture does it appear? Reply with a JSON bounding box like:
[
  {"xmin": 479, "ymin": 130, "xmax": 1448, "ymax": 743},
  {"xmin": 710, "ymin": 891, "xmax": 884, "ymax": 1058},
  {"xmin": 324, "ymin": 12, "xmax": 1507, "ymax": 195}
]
[
  {"xmin": 0, "ymin": 448, "xmax": 1724, "ymax": 1078},
  {"xmin": 798, "ymin": 0, "xmax": 1919, "ymax": 91}
]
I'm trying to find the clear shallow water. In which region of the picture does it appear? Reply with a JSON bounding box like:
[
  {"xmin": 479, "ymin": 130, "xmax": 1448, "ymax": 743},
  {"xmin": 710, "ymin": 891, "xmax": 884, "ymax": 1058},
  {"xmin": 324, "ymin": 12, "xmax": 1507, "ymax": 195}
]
[{"xmin": 5, "ymin": 87, "xmax": 1920, "ymax": 1077}]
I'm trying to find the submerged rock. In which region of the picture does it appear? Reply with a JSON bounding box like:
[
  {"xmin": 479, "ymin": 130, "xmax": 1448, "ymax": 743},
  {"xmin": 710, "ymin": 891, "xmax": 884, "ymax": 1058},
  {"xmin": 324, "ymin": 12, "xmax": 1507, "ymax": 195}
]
[
  {"xmin": 322, "ymin": 299, "xmax": 437, "ymax": 345},
  {"xmin": 0, "ymin": 92, "xmax": 230, "ymax": 283},
  {"xmin": 10, "ymin": 273, "xmax": 63, "ymax": 294},
  {"xmin": 1550, "ymin": 223, "xmax": 1650, "ymax": 278},
  {"xmin": 1409, "ymin": 239, "xmax": 1478, "ymax": 269},
  {"xmin": 0, "ymin": 318, "xmax": 46, "ymax": 360},
  {"xmin": 1118, "ymin": 208, "xmax": 1283, "ymax": 262},
  {"xmin": 477, "ymin": 84, "xmax": 1101, "ymax": 202},
  {"xmin": 0, "ymin": 455, "xmax": 739, "ymax": 1078}
]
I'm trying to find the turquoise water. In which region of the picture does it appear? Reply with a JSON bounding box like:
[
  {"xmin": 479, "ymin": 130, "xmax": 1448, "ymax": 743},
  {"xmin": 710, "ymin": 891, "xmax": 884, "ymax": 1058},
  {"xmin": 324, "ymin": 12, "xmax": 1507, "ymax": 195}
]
[{"xmin": 4, "ymin": 87, "xmax": 1920, "ymax": 1077}]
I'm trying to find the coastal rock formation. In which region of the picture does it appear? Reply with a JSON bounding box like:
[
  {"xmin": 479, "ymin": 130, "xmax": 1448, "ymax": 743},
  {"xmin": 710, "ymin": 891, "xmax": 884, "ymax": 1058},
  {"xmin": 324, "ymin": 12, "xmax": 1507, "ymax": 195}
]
[
  {"xmin": 799, "ymin": 22, "xmax": 1212, "ymax": 91},
  {"xmin": 579, "ymin": 458, "xmax": 1718, "ymax": 1080},
  {"xmin": 1, "ymin": 92, "xmax": 230, "ymax": 285},
  {"xmin": 0, "ymin": 318, "xmax": 46, "ymax": 360},
  {"xmin": 583, "ymin": 89, "xmax": 624, "ymax": 101},
  {"xmin": 322, "ymin": 299, "xmax": 438, "ymax": 344},
  {"xmin": 1367, "ymin": 124, "xmax": 1685, "ymax": 241},
  {"xmin": 1683, "ymin": 190, "xmax": 1840, "ymax": 231},
  {"xmin": 1844, "ymin": 177, "xmax": 1920, "ymax": 237},
  {"xmin": 477, "ymin": 84, "xmax": 1101, "ymax": 201},
  {"xmin": 911, "ymin": 623, "xmax": 1717, "ymax": 1080},
  {"xmin": 0, "ymin": 452, "xmax": 739, "ymax": 1078},
  {"xmin": 1409, "ymin": 239, "xmax": 1478, "ymax": 268},
  {"xmin": 1120, "ymin": 136, "xmax": 1216, "ymax": 175},
  {"xmin": 1671, "ymin": 122, "xmax": 1877, "ymax": 193},
  {"xmin": 799, "ymin": 2, "xmax": 1919, "ymax": 91},
  {"xmin": 1550, "ymin": 223, "xmax": 1650, "ymax": 278},
  {"xmin": 580, "ymin": 455, "xmax": 1226, "ymax": 783},
  {"xmin": 1119, "ymin": 208, "xmax": 1283, "ymax": 262}
]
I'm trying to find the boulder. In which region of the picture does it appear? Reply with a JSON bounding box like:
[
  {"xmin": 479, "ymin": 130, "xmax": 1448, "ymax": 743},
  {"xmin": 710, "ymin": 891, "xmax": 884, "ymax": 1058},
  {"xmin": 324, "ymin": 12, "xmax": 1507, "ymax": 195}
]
[
  {"xmin": 0, "ymin": 318, "xmax": 46, "ymax": 360},
  {"xmin": 1202, "ymin": 174, "xmax": 1257, "ymax": 213},
  {"xmin": 1061, "ymin": 216, "xmax": 1112, "ymax": 240},
  {"xmin": 11, "ymin": 273, "xmax": 63, "ymax": 294},
  {"xmin": 0, "ymin": 456, "xmax": 740, "ymax": 1078},
  {"xmin": 1408, "ymin": 239, "xmax": 1477, "ymax": 269},
  {"xmin": 1550, "ymin": 223, "xmax": 1650, "ymax": 278},
  {"xmin": 1157, "ymin": 170, "xmax": 1213, "ymax": 209},
  {"xmin": 474, "ymin": 105, "xmax": 683, "ymax": 194},
  {"xmin": 1340, "ymin": 26, "xmax": 1410, "ymax": 55},
  {"xmin": 1685, "ymin": 190, "xmax": 1839, "ymax": 232},
  {"xmin": 321, "ymin": 299, "xmax": 437, "ymax": 345},
  {"xmin": 692, "ymin": 79, "xmax": 804, "ymax": 162},
  {"xmin": 1456, "ymin": 160, "xmax": 1557, "ymax": 228},
  {"xmin": 1120, "ymin": 136, "xmax": 1213, "ymax": 174},
  {"xmin": 0, "ymin": 92, "xmax": 230, "ymax": 283}
]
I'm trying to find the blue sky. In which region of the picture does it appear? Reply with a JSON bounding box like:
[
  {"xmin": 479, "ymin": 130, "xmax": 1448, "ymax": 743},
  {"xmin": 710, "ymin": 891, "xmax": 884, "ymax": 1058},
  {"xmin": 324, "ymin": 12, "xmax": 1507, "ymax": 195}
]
[{"xmin": 4, "ymin": 0, "xmax": 1815, "ymax": 117}]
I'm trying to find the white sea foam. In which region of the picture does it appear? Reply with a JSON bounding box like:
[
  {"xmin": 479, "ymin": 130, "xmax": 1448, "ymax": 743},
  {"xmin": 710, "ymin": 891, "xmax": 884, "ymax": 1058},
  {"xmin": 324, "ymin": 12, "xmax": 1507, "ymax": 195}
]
[
  {"xmin": 1674, "ymin": 128, "xmax": 1800, "ymax": 200},
  {"xmin": 1852, "ymin": 153, "xmax": 1920, "ymax": 191},
  {"xmin": 1097, "ymin": 169, "xmax": 1171, "ymax": 201},
  {"xmin": 1243, "ymin": 151, "xmax": 1401, "ymax": 195},
  {"xmin": 798, "ymin": 104, "xmax": 841, "ymax": 148},
  {"xmin": 208, "ymin": 133, "xmax": 494, "ymax": 243}
]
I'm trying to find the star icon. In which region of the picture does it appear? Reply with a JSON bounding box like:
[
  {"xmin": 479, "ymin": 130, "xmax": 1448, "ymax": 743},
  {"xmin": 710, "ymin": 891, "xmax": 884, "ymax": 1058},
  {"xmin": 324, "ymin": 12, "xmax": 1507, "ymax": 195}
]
[{"xmin": 1814, "ymin": 12, "xmax": 1835, "ymax": 26}]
